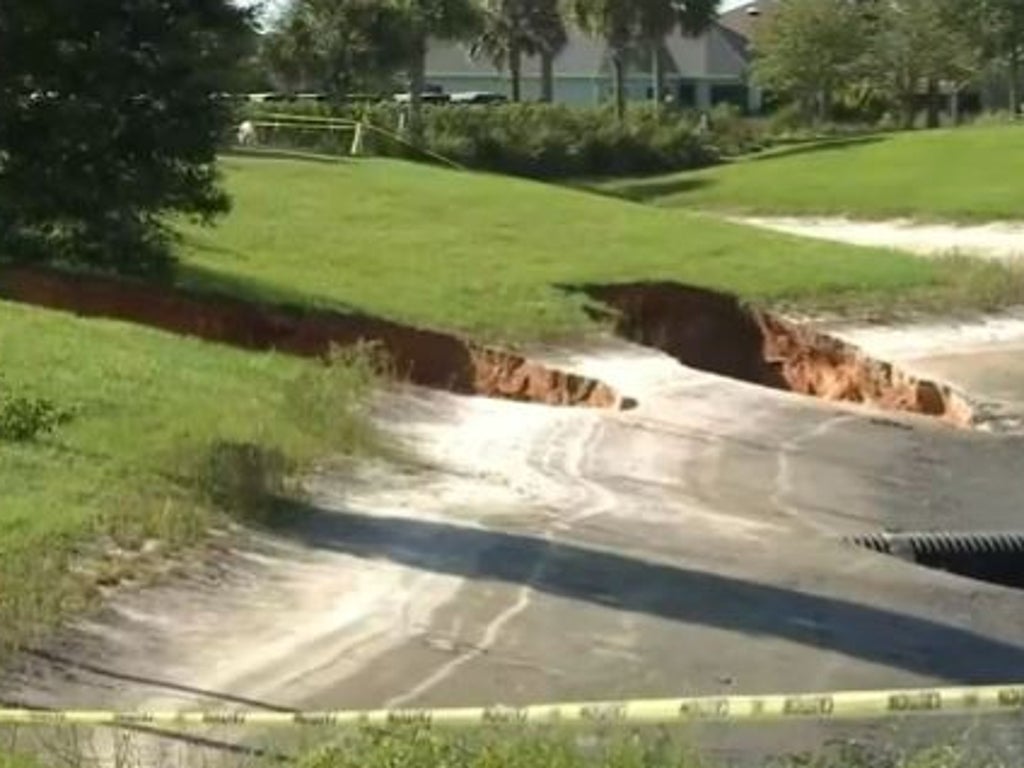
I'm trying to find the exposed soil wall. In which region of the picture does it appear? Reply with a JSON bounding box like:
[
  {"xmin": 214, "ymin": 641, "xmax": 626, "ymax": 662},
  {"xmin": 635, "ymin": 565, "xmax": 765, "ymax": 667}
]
[
  {"xmin": 0, "ymin": 267, "xmax": 625, "ymax": 410},
  {"xmin": 579, "ymin": 282, "xmax": 975, "ymax": 427}
]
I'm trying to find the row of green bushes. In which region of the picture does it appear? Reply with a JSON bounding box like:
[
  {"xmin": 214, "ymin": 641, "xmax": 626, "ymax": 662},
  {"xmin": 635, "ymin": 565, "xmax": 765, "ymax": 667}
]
[{"xmin": 239, "ymin": 101, "xmax": 771, "ymax": 178}]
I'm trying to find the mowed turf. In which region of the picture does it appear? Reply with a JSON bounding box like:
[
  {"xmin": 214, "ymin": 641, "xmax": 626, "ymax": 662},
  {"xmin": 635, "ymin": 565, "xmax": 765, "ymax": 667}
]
[
  {"xmin": 596, "ymin": 126, "xmax": 1024, "ymax": 222},
  {"xmin": 178, "ymin": 154, "xmax": 971, "ymax": 340},
  {"xmin": 0, "ymin": 300, "xmax": 375, "ymax": 649}
]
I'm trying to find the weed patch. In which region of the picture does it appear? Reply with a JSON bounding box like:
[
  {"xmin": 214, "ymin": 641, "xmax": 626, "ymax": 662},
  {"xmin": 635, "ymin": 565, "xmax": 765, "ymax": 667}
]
[
  {"xmin": 0, "ymin": 302, "xmax": 383, "ymax": 660},
  {"xmin": 0, "ymin": 378, "xmax": 73, "ymax": 442}
]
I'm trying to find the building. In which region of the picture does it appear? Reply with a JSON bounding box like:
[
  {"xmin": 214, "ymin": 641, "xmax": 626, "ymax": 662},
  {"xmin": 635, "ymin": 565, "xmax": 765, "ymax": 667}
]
[{"xmin": 424, "ymin": 7, "xmax": 768, "ymax": 113}]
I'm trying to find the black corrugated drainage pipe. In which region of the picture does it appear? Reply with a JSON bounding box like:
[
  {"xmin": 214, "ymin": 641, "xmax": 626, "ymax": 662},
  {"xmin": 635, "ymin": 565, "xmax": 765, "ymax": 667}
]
[{"xmin": 846, "ymin": 532, "xmax": 1024, "ymax": 590}]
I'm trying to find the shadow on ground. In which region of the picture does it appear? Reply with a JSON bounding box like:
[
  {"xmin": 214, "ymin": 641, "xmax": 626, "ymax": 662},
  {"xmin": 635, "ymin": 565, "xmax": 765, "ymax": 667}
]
[
  {"xmin": 745, "ymin": 135, "xmax": 888, "ymax": 164},
  {"xmin": 589, "ymin": 176, "xmax": 715, "ymax": 204},
  {"xmin": 277, "ymin": 500, "xmax": 1024, "ymax": 685}
]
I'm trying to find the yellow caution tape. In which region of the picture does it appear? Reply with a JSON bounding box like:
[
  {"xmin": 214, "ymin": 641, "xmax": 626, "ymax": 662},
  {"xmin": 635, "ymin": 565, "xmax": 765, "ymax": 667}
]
[{"xmin": 3, "ymin": 684, "xmax": 1024, "ymax": 727}]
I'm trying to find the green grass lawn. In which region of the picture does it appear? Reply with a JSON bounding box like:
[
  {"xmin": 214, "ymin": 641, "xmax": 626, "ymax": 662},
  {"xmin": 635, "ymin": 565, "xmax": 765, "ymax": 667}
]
[
  {"xmin": 0, "ymin": 301, "xmax": 377, "ymax": 653},
  {"xmin": 179, "ymin": 152, "xmax": 1024, "ymax": 341},
  {"xmin": 594, "ymin": 126, "xmax": 1024, "ymax": 222}
]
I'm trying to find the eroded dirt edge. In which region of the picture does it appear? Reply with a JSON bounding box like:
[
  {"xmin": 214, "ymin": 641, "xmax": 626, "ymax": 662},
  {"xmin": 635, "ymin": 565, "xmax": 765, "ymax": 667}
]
[
  {"xmin": 0, "ymin": 267, "xmax": 627, "ymax": 410},
  {"xmin": 577, "ymin": 282, "xmax": 975, "ymax": 428}
]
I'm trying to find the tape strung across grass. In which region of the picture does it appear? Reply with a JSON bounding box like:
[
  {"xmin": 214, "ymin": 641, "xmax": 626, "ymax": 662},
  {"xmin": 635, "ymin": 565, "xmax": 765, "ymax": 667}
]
[{"xmin": 5, "ymin": 683, "xmax": 1024, "ymax": 727}]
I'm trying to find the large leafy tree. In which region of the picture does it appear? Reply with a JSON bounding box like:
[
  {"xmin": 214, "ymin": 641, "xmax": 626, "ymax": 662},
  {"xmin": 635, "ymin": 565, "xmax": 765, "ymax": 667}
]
[
  {"xmin": 0, "ymin": 0, "xmax": 253, "ymax": 273},
  {"xmin": 472, "ymin": 0, "xmax": 567, "ymax": 102},
  {"xmin": 752, "ymin": 0, "xmax": 871, "ymax": 122},
  {"xmin": 865, "ymin": 0, "xmax": 975, "ymax": 128},
  {"xmin": 964, "ymin": 0, "xmax": 1024, "ymax": 114},
  {"xmin": 571, "ymin": 0, "xmax": 719, "ymax": 118}
]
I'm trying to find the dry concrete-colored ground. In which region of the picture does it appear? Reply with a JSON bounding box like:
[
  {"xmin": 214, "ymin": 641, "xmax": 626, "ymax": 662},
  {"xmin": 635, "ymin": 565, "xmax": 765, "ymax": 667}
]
[
  {"xmin": 6, "ymin": 318, "xmax": 1024, "ymax": 763},
  {"xmin": 736, "ymin": 217, "xmax": 1024, "ymax": 261}
]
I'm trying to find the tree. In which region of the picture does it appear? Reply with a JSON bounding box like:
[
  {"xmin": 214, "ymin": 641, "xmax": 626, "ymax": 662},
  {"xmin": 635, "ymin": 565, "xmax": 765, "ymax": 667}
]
[
  {"xmin": 964, "ymin": 0, "xmax": 1024, "ymax": 114},
  {"xmin": 752, "ymin": 0, "xmax": 871, "ymax": 123},
  {"xmin": 572, "ymin": 0, "xmax": 719, "ymax": 119},
  {"xmin": 866, "ymin": 0, "xmax": 976, "ymax": 128},
  {"xmin": 391, "ymin": 0, "xmax": 482, "ymax": 142},
  {"xmin": 643, "ymin": 0, "xmax": 719, "ymax": 106},
  {"xmin": 263, "ymin": 0, "xmax": 411, "ymax": 97},
  {"xmin": 472, "ymin": 0, "xmax": 567, "ymax": 102},
  {"xmin": 0, "ymin": 0, "xmax": 253, "ymax": 273}
]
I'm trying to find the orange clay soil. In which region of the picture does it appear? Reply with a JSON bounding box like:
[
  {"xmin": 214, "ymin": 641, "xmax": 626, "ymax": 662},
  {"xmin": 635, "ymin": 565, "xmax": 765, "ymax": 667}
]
[
  {"xmin": 0, "ymin": 266, "xmax": 625, "ymax": 410},
  {"xmin": 578, "ymin": 282, "xmax": 974, "ymax": 427}
]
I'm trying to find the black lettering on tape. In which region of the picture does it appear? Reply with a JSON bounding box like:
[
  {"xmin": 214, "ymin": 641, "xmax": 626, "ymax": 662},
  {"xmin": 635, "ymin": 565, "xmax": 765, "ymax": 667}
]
[
  {"xmin": 294, "ymin": 713, "xmax": 339, "ymax": 726},
  {"xmin": 387, "ymin": 710, "xmax": 433, "ymax": 725},
  {"xmin": 888, "ymin": 693, "xmax": 941, "ymax": 712},
  {"xmin": 29, "ymin": 712, "xmax": 67, "ymax": 725},
  {"xmin": 113, "ymin": 712, "xmax": 155, "ymax": 725},
  {"xmin": 678, "ymin": 699, "xmax": 730, "ymax": 719},
  {"xmin": 482, "ymin": 707, "xmax": 528, "ymax": 724},
  {"xmin": 782, "ymin": 696, "xmax": 834, "ymax": 717},
  {"xmin": 202, "ymin": 712, "xmax": 248, "ymax": 725},
  {"xmin": 580, "ymin": 704, "xmax": 627, "ymax": 722},
  {"xmin": 997, "ymin": 688, "xmax": 1024, "ymax": 708}
]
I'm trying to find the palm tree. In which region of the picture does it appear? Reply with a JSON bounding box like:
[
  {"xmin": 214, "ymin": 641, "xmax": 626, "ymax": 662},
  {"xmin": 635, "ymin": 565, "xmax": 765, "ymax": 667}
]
[
  {"xmin": 394, "ymin": 0, "xmax": 483, "ymax": 141},
  {"xmin": 656, "ymin": 0, "xmax": 720, "ymax": 104},
  {"xmin": 572, "ymin": 0, "xmax": 720, "ymax": 117},
  {"xmin": 570, "ymin": 0, "xmax": 635, "ymax": 118},
  {"xmin": 472, "ymin": 0, "xmax": 567, "ymax": 102},
  {"xmin": 533, "ymin": 0, "xmax": 568, "ymax": 101}
]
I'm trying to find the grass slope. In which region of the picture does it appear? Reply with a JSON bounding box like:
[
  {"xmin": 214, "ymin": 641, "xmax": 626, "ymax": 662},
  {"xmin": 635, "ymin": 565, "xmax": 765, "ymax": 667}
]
[
  {"xmin": 177, "ymin": 154, "xmax": 1021, "ymax": 341},
  {"xmin": 596, "ymin": 126, "xmax": 1024, "ymax": 222},
  {"xmin": 0, "ymin": 301, "xmax": 376, "ymax": 652}
]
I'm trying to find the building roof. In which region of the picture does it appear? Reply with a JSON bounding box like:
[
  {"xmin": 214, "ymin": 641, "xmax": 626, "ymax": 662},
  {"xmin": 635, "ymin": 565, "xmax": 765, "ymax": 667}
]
[{"xmin": 717, "ymin": 0, "xmax": 779, "ymax": 49}]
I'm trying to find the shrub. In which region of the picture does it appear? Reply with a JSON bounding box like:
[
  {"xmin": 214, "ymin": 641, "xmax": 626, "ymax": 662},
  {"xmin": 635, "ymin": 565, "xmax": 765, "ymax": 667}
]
[
  {"xmin": 242, "ymin": 101, "xmax": 723, "ymax": 178},
  {"xmin": 0, "ymin": 377, "xmax": 73, "ymax": 441}
]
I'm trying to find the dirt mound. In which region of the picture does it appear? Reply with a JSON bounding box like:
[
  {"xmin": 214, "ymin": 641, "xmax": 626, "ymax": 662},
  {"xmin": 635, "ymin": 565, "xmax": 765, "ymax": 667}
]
[
  {"xmin": 0, "ymin": 267, "xmax": 626, "ymax": 410},
  {"xmin": 578, "ymin": 282, "xmax": 974, "ymax": 427}
]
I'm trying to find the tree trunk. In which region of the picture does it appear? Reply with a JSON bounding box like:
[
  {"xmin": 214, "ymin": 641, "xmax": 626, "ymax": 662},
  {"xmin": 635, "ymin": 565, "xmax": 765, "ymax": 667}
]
[
  {"xmin": 408, "ymin": 40, "xmax": 427, "ymax": 148},
  {"xmin": 951, "ymin": 86, "xmax": 961, "ymax": 126},
  {"xmin": 540, "ymin": 50, "xmax": 555, "ymax": 102},
  {"xmin": 1010, "ymin": 46, "xmax": 1022, "ymax": 115},
  {"xmin": 651, "ymin": 39, "xmax": 663, "ymax": 107},
  {"xmin": 510, "ymin": 43, "xmax": 522, "ymax": 102},
  {"xmin": 901, "ymin": 94, "xmax": 916, "ymax": 130},
  {"xmin": 612, "ymin": 49, "xmax": 626, "ymax": 120},
  {"xmin": 926, "ymin": 79, "xmax": 940, "ymax": 129}
]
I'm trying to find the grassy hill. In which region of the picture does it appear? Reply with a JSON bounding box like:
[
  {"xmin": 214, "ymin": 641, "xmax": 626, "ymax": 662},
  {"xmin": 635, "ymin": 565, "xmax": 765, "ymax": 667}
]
[
  {"xmin": 2, "ymin": 147, "xmax": 1023, "ymax": 655},
  {"xmin": 179, "ymin": 153, "xmax": 1024, "ymax": 339},
  {"xmin": 595, "ymin": 126, "xmax": 1024, "ymax": 222}
]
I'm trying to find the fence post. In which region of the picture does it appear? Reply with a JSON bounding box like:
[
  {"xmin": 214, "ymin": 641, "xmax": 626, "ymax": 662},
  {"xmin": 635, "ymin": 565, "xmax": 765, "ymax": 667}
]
[{"xmin": 349, "ymin": 122, "xmax": 365, "ymax": 156}]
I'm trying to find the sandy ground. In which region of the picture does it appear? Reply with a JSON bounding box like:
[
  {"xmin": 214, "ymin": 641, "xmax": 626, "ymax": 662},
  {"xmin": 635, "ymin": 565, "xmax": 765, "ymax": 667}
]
[
  {"xmin": 736, "ymin": 217, "xmax": 1024, "ymax": 261},
  {"xmin": 7, "ymin": 318, "xmax": 1024, "ymax": 764}
]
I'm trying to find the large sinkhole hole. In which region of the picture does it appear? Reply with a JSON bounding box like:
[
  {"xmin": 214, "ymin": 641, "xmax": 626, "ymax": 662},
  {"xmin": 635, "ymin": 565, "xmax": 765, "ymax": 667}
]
[
  {"xmin": 849, "ymin": 532, "xmax": 1024, "ymax": 590},
  {"xmin": 570, "ymin": 282, "xmax": 975, "ymax": 427}
]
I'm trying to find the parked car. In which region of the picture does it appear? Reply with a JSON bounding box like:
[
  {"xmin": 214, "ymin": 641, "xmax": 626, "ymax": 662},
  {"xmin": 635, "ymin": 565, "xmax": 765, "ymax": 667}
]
[
  {"xmin": 450, "ymin": 91, "xmax": 508, "ymax": 105},
  {"xmin": 393, "ymin": 91, "xmax": 451, "ymax": 105}
]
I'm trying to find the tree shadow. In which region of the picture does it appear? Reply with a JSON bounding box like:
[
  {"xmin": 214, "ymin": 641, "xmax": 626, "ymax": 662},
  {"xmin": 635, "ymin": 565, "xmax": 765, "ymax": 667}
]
[
  {"xmin": 587, "ymin": 176, "xmax": 715, "ymax": 204},
  {"xmin": 222, "ymin": 147, "xmax": 349, "ymax": 166},
  {"xmin": 746, "ymin": 135, "xmax": 888, "ymax": 163},
  {"xmin": 278, "ymin": 500, "xmax": 1024, "ymax": 685}
]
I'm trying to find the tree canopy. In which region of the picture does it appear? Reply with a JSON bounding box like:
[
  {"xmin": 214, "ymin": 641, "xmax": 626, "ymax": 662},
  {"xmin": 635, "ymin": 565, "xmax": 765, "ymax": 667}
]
[{"xmin": 0, "ymin": 0, "xmax": 253, "ymax": 273}]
